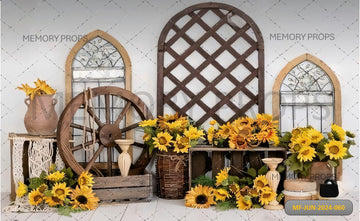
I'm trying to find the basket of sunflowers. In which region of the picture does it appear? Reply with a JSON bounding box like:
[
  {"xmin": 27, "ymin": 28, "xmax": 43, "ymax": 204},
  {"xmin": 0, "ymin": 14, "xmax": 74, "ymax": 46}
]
[{"xmin": 140, "ymin": 113, "xmax": 205, "ymax": 199}]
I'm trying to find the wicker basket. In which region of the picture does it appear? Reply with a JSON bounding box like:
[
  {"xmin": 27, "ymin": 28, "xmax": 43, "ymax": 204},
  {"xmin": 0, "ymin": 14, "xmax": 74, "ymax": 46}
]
[{"xmin": 156, "ymin": 150, "xmax": 189, "ymax": 199}]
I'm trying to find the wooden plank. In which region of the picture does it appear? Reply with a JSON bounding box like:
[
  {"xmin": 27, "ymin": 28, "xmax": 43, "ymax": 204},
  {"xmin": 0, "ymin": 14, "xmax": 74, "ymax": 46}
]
[
  {"xmin": 230, "ymin": 152, "xmax": 244, "ymax": 177},
  {"xmin": 94, "ymin": 186, "xmax": 151, "ymax": 201},
  {"xmin": 212, "ymin": 151, "xmax": 225, "ymax": 178},
  {"xmin": 190, "ymin": 152, "xmax": 207, "ymax": 179},
  {"xmin": 10, "ymin": 135, "xmax": 15, "ymax": 201},
  {"xmin": 93, "ymin": 174, "xmax": 151, "ymax": 189}
]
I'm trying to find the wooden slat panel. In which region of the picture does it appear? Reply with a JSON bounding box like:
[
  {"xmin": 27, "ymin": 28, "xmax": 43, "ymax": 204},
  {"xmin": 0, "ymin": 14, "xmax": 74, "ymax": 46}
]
[
  {"xmin": 212, "ymin": 152, "xmax": 225, "ymax": 178},
  {"xmin": 230, "ymin": 152, "xmax": 244, "ymax": 177},
  {"xmin": 94, "ymin": 186, "xmax": 151, "ymax": 201},
  {"xmin": 190, "ymin": 152, "xmax": 207, "ymax": 179},
  {"xmin": 93, "ymin": 174, "xmax": 151, "ymax": 189}
]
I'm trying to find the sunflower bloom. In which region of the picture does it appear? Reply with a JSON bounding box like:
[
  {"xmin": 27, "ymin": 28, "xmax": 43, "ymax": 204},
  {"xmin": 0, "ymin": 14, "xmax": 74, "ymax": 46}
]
[
  {"xmin": 46, "ymin": 171, "xmax": 65, "ymax": 182},
  {"xmin": 218, "ymin": 122, "xmax": 233, "ymax": 139},
  {"xmin": 236, "ymin": 195, "xmax": 252, "ymax": 210},
  {"xmin": 331, "ymin": 124, "xmax": 346, "ymax": 141},
  {"xmin": 71, "ymin": 185, "xmax": 99, "ymax": 210},
  {"xmin": 143, "ymin": 133, "xmax": 151, "ymax": 142},
  {"xmin": 253, "ymin": 175, "xmax": 269, "ymax": 191},
  {"xmin": 158, "ymin": 113, "xmax": 184, "ymax": 130},
  {"xmin": 297, "ymin": 146, "xmax": 316, "ymax": 162},
  {"xmin": 307, "ymin": 128, "xmax": 324, "ymax": 144},
  {"xmin": 214, "ymin": 189, "xmax": 230, "ymax": 202},
  {"xmin": 295, "ymin": 134, "xmax": 312, "ymax": 147},
  {"xmin": 174, "ymin": 135, "xmax": 191, "ymax": 153},
  {"xmin": 229, "ymin": 183, "xmax": 240, "ymax": 194},
  {"xmin": 256, "ymin": 113, "xmax": 278, "ymax": 129},
  {"xmin": 78, "ymin": 171, "xmax": 95, "ymax": 187},
  {"xmin": 184, "ymin": 126, "xmax": 205, "ymax": 140},
  {"xmin": 44, "ymin": 196, "xmax": 64, "ymax": 207},
  {"xmin": 185, "ymin": 184, "xmax": 216, "ymax": 208},
  {"xmin": 209, "ymin": 120, "xmax": 217, "ymax": 126},
  {"xmin": 139, "ymin": 119, "xmax": 157, "ymax": 127},
  {"xmin": 215, "ymin": 167, "xmax": 230, "ymax": 187},
  {"xmin": 229, "ymin": 133, "xmax": 247, "ymax": 149},
  {"xmin": 152, "ymin": 132, "xmax": 173, "ymax": 152},
  {"xmin": 28, "ymin": 189, "xmax": 44, "ymax": 205},
  {"xmin": 259, "ymin": 187, "xmax": 276, "ymax": 205},
  {"xmin": 52, "ymin": 182, "xmax": 71, "ymax": 200},
  {"xmin": 207, "ymin": 127, "xmax": 215, "ymax": 144},
  {"xmin": 232, "ymin": 116, "xmax": 254, "ymax": 128},
  {"xmin": 324, "ymin": 140, "xmax": 347, "ymax": 160},
  {"xmin": 16, "ymin": 182, "xmax": 28, "ymax": 198},
  {"xmin": 36, "ymin": 184, "xmax": 48, "ymax": 193}
]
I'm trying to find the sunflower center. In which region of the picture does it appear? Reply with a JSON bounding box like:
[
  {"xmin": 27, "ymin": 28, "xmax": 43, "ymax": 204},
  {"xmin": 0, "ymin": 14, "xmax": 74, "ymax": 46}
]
[
  {"xmin": 195, "ymin": 194, "xmax": 208, "ymax": 204},
  {"xmin": 34, "ymin": 195, "xmax": 42, "ymax": 202},
  {"xmin": 256, "ymin": 181, "xmax": 264, "ymax": 187},
  {"xmin": 52, "ymin": 196, "xmax": 61, "ymax": 203},
  {"xmin": 301, "ymin": 149, "xmax": 310, "ymax": 155},
  {"xmin": 262, "ymin": 193, "xmax": 271, "ymax": 198},
  {"xmin": 329, "ymin": 145, "xmax": 339, "ymax": 154},
  {"xmin": 223, "ymin": 128, "xmax": 229, "ymax": 134},
  {"xmin": 177, "ymin": 143, "xmax": 185, "ymax": 149},
  {"xmin": 237, "ymin": 138, "xmax": 245, "ymax": 146},
  {"xmin": 76, "ymin": 195, "xmax": 88, "ymax": 204},
  {"xmin": 294, "ymin": 144, "xmax": 301, "ymax": 152},
  {"xmin": 180, "ymin": 137, "xmax": 189, "ymax": 143},
  {"xmin": 159, "ymin": 137, "xmax": 167, "ymax": 145},
  {"xmin": 55, "ymin": 189, "xmax": 65, "ymax": 195}
]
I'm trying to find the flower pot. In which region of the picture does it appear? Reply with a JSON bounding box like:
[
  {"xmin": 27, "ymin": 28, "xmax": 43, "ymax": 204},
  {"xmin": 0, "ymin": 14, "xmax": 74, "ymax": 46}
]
[
  {"xmin": 308, "ymin": 162, "xmax": 333, "ymax": 192},
  {"xmin": 24, "ymin": 95, "xmax": 58, "ymax": 135},
  {"xmin": 156, "ymin": 150, "xmax": 188, "ymax": 199}
]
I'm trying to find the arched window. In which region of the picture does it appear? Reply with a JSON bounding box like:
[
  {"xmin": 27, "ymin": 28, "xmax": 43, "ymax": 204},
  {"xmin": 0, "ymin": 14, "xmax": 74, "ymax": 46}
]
[{"xmin": 273, "ymin": 54, "xmax": 341, "ymax": 133}]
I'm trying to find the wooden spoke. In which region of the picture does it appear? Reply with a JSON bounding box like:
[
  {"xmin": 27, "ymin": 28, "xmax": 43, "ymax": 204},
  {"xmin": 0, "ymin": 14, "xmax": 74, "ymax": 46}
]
[
  {"xmin": 121, "ymin": 123, "xmax": 139, "ymax": 133},
  {"xmin": 71, "ymin": 139, "xmax": 99, "ymax": 152},
  {"xmin": 114, "ymin": 102, "xmax": 131, "ymax": 126},
  {"xmin": 87, "ymin": 106, "xmax": 104, "ymax": 127},
  {"xmin": 105, "ymin": 94, "xmax": 110, "ymax": 124},
  {"xmin": 133, "ymin": 142, "xmax": 145, "ymax": 148},
  {"xmin": 85, "ymin": 144, "xmax": 105, "ymax": 171},
  {"xmin": 114, "ymin": 145, "xmax": 122, "ymax": 154},
  {"xmin": 107, "ymin": 147, "xmax": 112, "ymax": 176},
  {"xmin": 70, "ymin": 123, "xmax": 97, "ymax": 133}
]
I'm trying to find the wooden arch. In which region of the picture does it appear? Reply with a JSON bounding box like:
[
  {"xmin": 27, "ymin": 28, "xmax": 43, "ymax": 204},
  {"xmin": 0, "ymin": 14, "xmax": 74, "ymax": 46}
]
[
  {"xmin": 272, "ymin": 53, "xmax": 341, "ymax": 126},
  {"xmin": 157, "ymin": 2, "xmax": 264, "ymax": 125},
  {"xmin": 65, "ymin": 29, "xmax": 132, "ymax": 104}
]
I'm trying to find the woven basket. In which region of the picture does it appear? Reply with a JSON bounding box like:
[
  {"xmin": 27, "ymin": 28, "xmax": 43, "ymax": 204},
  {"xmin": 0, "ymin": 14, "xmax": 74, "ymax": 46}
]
[{"xmin": 156, "ymin": 150, "xmax": 189, "ymax": 199}]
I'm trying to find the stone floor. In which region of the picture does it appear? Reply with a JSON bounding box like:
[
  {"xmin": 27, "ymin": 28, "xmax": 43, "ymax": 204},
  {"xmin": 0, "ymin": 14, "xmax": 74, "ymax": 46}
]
[{"xmin": 1, "ymin": 192, "xmax": 358, "ymax": 221}]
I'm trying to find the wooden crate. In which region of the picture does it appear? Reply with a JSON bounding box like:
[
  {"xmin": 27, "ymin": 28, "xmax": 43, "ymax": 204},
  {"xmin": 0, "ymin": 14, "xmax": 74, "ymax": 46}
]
[
  {"xmin": 188, "ymin": 145, "xmax": 287, "ymax": 188},
  {"xmin": 92, "ymin": 173, "xmax": 152, "ymax": 203}
]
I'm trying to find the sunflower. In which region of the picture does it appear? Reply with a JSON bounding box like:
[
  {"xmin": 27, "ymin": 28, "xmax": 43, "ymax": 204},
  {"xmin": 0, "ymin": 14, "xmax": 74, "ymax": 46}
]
[
  {"xmin": 37, "ymin": 184, "xmax": 48, "ymax": 193},
  {"xmin": 253, "ymin": 175, "xmax": 269, "ymax": 191},
  {"xmin": 174, "ymin": 135, "xmax": 191, "ymax": 153},
  {"xmin": 307, "ymin": 128, "xmax": 324, "ymax": 144},
  {"xmin": 324, "ymin": 140, "xmax": 347, "ymax": 160},
  {"xmin": 295, "ymin": 134, "xmax": 311, "ymax": 147},
  {"xmin": 249, "ymin": 188, "xmax": 259, "ymax": 197},
  {"xmin": 166, "ymin": 119, "xmax": 188, "ymax": 132},
  {"xmin": 152, "ymin": 132, "xmax": 173, "ymax": 152},
  {"xmin": 257, "ymin": 128, "xmax": 277, "ymax": 143},
  {"xmin": 290, "ymin": 127, "xmax": 304, "ymax": 141},
  {"xmin": 233, "ymin": 125, "xmax": 252, "ymax": 138},
  {"xmin": 185, "ymin": 184, "xmax": 216, "ymax": 208},
  {"xmin": 289, "ymin": 142, "xmax": 302, "ymax": 153},
  {"xmin": 143, "ymin": 133, "xmax": 151, "ymax": 142},
  {"xmin": 331, "ymin": 124, "xmax": 346, "ymax": 141},
  {"xmin": 34, "ymin": 78, "xmax": 56, "ymax": 95},
  {"xmin": 246, "ymin": 134, "xmax": 261, "ymax": 147},
  {"xmin": 214, "ymin": 189, "xmax": 230, "ymax": 201},
  {"xmin": 232, "ymin": 116, "xmax": 254, "ymax": 128},
  {"xmin": 229, "ymin": 183, "xmax": 240, "ymax": 194},
  {"xmin": 236, "ymin": 195, "xmax": 252, "ymax": 210},
  {"xmin": 207, "ymin": 127, "xmax": 215, "ymax": 144},
  {"xmin": 184, "ymin": 126, "xmax": 205, "ymax": 140},
  {"xmin": 52, "ymin": 182, "xmax": 71, "ymax": 200},
  {"xmin": 44, "ymin": 196, "xmax": 63, "ymax": 207},
  {"xmin": 229, "ymin": 133, "xmax": 247, "ymax": 149},
  {"xmin": 209, "ymin": 120, "xmax": 217, "ymax": 126},
  {"xmin": 71, "ymin": 185, "xmax": 99, "ymax": 210},
  {"xmin": 158, "ymin": 113, "xmax": 185, "ymax": 130},
  {"xmin": 215, "ymin": 167, "xmax": 230, "ymax": 187},
  {"xmin": 78, "ymin": 171, "xmax": 95, "ymax": 187},
  {"xmin": 28, "ymin": 189, "xmax": 44, "ymax": 205},
  {"xmin": 16, "ymin": 182, "xmax": 28, "ymax": 198},
  {"xmin": 259, "ymin": 187, "xmax": 276, "ymax": 205},
  {"xmin": 46, "ymin": 171, "xmax": 65, "ymax": 182},
  {"xmin": 239, "ymin": 186, "xmax": 250, "ymax": 196},
  {"xmin": 218, "ymin": 122, "xmax": 233, "ymax": 139},
  {"xmin": 297, "ymin": 146, "xmax": 316, "ymax": 162},
  {"xmin": 256, "ymin": 113, "xmax": 278, "ymax": 129},
  {"xmin": 139, "ymin": 119, "xmax": 157, "ymax": 127}
]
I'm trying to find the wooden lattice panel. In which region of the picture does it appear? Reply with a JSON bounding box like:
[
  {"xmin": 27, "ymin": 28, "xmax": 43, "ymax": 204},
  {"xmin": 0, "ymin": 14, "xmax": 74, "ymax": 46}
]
[{"xmin": 157, "ymin": 2, "xmax": 264, "ymax": 125}]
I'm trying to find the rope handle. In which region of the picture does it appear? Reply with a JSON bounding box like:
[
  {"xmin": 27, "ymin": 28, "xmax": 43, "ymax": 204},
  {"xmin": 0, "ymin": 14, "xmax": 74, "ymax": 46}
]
[{"xmin": 82, "ymin": 88, "xmax": 96, "ymax": 151}]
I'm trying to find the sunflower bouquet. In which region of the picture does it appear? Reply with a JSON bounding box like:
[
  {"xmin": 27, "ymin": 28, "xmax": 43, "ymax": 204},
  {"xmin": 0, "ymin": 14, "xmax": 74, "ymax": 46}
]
[
  {"xmin": 15, "ymin": 165, "xmax": 99, "ymax": 216},
  {"xmin": 185, "ymin": 167, "xmax": 282, "ymax": 210},
  {"xmin": 207, "ymin": 114, "xmax": 279, "ymax": 149},
  {"xmin": 139, "ymin": 113, "xmax": 205, "ymax": 153},
  {"xmin": 17, "ymin": 78, "xmax": 56, "ymax": 99},
  {"xmin": 279, "ymin": 124, "xmax": 356, "ymax": 176}
]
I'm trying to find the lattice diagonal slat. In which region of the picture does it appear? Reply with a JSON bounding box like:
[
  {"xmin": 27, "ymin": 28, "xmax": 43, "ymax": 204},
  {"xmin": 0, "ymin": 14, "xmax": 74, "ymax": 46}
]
[{"xmin": 158, "ymin": 2, "xmax": 264, "ymax": 126}]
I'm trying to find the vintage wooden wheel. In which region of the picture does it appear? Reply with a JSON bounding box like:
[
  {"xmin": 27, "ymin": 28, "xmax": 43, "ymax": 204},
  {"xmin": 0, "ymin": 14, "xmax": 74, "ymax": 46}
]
[{"xmin": 57, "ymin": 86, "xmax": 153, "ymax": 176}]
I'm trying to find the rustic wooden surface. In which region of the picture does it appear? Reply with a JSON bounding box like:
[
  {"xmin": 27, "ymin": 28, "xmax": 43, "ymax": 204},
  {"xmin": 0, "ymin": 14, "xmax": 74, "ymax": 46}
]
[
  {"xmin": 272, "ymin": 53, "xmax": 342, "ymax": 180},
  {"xmin": 157, "ymin": 2, "xmax": 264, "ymax": 126},
  {"xmin": 190, "ymin": 152, "xmax": 208, "ymax": 181},
  {"xmin": 212, "ymin": 152, "xmax": 225, "ymax": 178},
  {"xmin": 57, "ymin": 86, "xmax": 153, "ymax": 176}
]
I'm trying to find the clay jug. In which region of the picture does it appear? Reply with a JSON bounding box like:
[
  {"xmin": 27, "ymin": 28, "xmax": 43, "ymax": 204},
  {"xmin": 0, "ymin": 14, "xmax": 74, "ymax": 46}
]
[{"xmin": 24, "ymin": 94, "xmax": 58, "ymax": 135}]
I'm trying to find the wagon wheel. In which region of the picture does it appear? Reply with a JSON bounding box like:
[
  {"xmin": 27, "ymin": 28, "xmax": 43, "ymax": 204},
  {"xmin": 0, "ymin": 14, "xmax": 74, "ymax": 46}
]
[{"xmin": 57, "ymin": 86, "xmax": 153, "ymax": 176}]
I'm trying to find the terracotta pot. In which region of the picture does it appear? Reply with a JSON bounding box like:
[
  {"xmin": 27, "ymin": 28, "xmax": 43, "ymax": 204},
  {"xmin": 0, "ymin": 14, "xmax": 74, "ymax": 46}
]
[
  {"xmin": 308, "ymin": 162, "xmax": 333, "ymax": 191},
  {"xmin": 24, "ymin": 94, "xmax": 58, "ymax": 135}
]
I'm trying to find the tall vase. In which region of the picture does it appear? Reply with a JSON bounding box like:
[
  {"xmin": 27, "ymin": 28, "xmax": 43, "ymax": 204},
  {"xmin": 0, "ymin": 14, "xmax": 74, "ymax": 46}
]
[
  {"xmin": 115, "ymin": 139, "xmax": 134, "ymax": 177},
  {"xmin": 262, "ymin": 158, "xmax": 284, "ymax": 210},
  {"xmin": 24, "ymin": 94, "xmax": 58, "ymax": 135}
]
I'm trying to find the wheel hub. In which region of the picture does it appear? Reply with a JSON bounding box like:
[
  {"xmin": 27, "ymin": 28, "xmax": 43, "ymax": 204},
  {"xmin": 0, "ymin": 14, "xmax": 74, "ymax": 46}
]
[{"xmin": 99, "ymin": 124, "xmax": 122, "ymax": 147}]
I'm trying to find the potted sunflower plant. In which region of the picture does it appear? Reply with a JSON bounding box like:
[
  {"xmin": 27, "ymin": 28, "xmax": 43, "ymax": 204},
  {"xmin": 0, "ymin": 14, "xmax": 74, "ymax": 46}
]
[
  {"xmin": 139, "ymin": 113, "xmax": 204, "ymax": 199},
  {"xmin": 278, "ymin": 124, "xmax": 355, "ymax": 188}
]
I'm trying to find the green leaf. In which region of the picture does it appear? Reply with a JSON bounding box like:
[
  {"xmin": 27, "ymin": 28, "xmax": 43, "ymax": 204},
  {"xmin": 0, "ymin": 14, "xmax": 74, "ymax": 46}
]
[
  {"xmin": 149, "ymin": 144, "xmax": 154, "ymax": 155},
  {"xmin": 316, "ymin": 151, "xmax": 327, "ymax": 161},
  {"xmin": 327, "ymin": 160, "xmax": 338, "ymax": 167},
  {"xmin": 245, "ymin": 177, "xmax": 253, "ymax": 186},
  {"xmin": 247, "ymin": 168, "xmax": 257, "ymax": 178},
  {"xmin": 276, "ymin": 193, "xmax": 285, "ymax": 202},
  {"xmin": 228, "ymin": 175, "xmax": 240, "ymax": 184},
  {"xmin": 64, "ymin": 198, "xmax": 70, "ymax": 205},
  {"xmin": 257, "ymin": 165, "xmax": 268, "ymax": 175},
  {"xmin": 239, "ymin": 177, "xmax": 247, "ymax": 183},
  {"xmin": 221, "ymin": 179, "xmax": 229, "ymax": 186},
  {"xmin": 276, "ymin": 165, "xmax": 285, "ymax": 173},
  {"xmin": 57, "ymin": 205, "xmax": 83, "ymax": 217},
  {"xmin": 39, "ymin": 171, "xmax": 47, "ymax": 180},
  {"xmin": 190, "ymin": 140, "xmax": 198, "ymax": 146},
  {"xmin": 216, "ymin": 200, "xmax": 237, "ymax": 211},
  {"xmin": 288, "ymin": 156, "xmax": 301, "ymax": 171},
  {"xmin": 343, "ymin": 149, "xmax": 353, "ymax": 159},
  {"xmin": 303, "ymin": 162, "xmax": 312, "ymax": 172},
  {"xmin": 346, "ymin": 131, "xmax": 356, "ymax": 138},
  {"xmin": 44, "ymin": 190, "xmax": 52, "ymax": 197},
  {"xmin": 280, "ymin": 132, "xmax": 292, "ymax": 143},
  {"xmin": 191, "ymin": 175, "xmax": 215, "ymax": 187},
  {"xmin": 251, "ymin": 204, "xmax": 262, "ymax": 208},
  {"xmin": 28, "ymin": 177, "xmax": 43, "ymax": 190},
  {"xmin": 347, "ymin": 140, "xmax": 356, "ymax": 146},
  {"xmin": 144, "ymin": 127, "xmax": 154, "ymax": 134}
]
